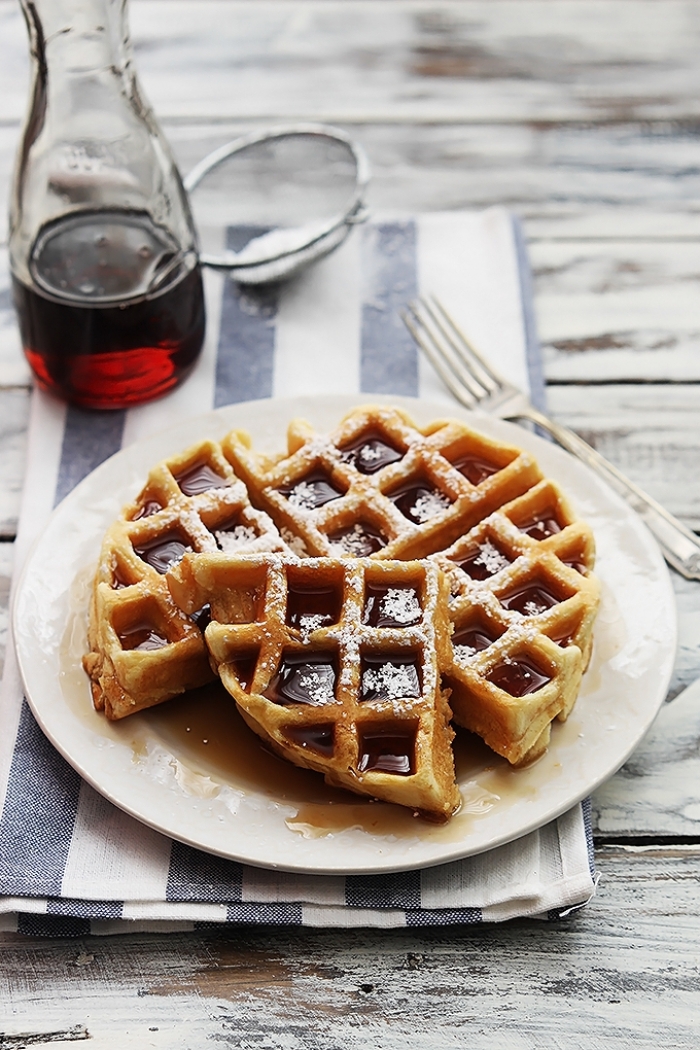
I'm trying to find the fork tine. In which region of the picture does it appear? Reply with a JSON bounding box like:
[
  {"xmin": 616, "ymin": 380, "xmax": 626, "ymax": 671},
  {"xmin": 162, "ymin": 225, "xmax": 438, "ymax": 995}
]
[
  {"xmin": 402, "ymin": 309, "xmax": 479, "ymax": 409},
  {"xmin": 424, "ymin": 294, "xmax": 505, "ymax": 393},
  {"xmin": 405, "ymin": 301, "xmax": 488, "ymax": 402}
]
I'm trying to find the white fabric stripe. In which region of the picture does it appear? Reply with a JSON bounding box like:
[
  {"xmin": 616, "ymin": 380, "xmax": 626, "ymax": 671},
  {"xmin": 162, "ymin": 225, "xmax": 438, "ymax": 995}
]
[
  {"xmin": 416, "ymin": 208, "xmax": 531, "ymax": 400},
  {"xmin": 0, "ymin": 896, "xmax": 48, "ymax": 915},
  {"xmin": 481, "ymin": 869, "xmax": 596, "ymax": 922},
  {"xmin": 301, "ymin": 905, "xmax": 408, "ymax": 928},
  {"xmin": 558, "ymin": 803, "xmax": 594, "ymax": 881},
  {"xmin": 0, "ymin": 392, "xmax": 66, "ymax": 820},
  {"xmin": 421, "ymin": 827, "xmax": 543, "ymax": 910},
  {"xmin": 61, "ymin": 781, "xmax": 172, "ymax": 902},
  {"xmin": 273, "ymin": 233, "xmax": 361, "ymax": 398},
  {"xmin": 241, "ymin": 868, "xmax": 346, "ymax": 906},
  {"xmin": 121, "ymin": 266, "xmax": 224, "ymax": 448},
  {"xmin": 121, "ymin": 899, "xmax": 228, "ymax": 922}
]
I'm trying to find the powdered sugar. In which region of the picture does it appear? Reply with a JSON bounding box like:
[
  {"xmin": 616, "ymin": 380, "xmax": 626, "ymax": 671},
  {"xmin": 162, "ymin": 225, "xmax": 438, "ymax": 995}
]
[
  {"xmin": 281, "ymin": 528, "xmax": 307, "ymax": 557},
  {"xmin": 298, "ymin": 666, "xmax": 336, "ymax": 705},
  {"xmin": 329, "ymin": 524, "xmax": 375, "ymax": 557},
  {"xmin": 379, "ymin": 588, "xmax": 421, "ymax": 625},
  {"xmin": 473, "ymin": 541, "xmax": 510, "ymax": 576},
  {"xmin": 410, "ymin": 490, "xmax": 451, "ymax": 523},
  {"xmin": 362, "ymin": 661, "xmax": 420, "ymax": 703},
  {"xmin": 214, "ymin": 525, "xmax": 258, "ymax": 551},
  {"xmin": 287, "ymin": 482, "xmax": 318, "ymax": 511}
]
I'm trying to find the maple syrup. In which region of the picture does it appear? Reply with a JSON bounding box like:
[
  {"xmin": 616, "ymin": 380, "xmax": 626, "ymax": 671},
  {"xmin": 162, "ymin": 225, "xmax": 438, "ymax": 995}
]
[
  {"xmin": 339, "ymin": 430, "xmax": 403, "ymax": 474},
  {"xmin": 13, "ymin": 212, "xmax": 205, "ymax": 409}
]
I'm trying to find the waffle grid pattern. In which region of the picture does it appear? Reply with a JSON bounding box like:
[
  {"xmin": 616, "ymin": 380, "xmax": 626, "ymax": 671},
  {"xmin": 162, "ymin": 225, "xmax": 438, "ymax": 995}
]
[
  {"xmin": 83, "ymin": 438, "xmax": 288, "ymax": 719},
  {"xmin": 433, "ymin": 479, "xmax": 600, "ymax": 764},
  {"xmin": 223, "ymin": 406, "xmax": 544, "ymax": 562},
  {"xmin": 168, "ymin": 551, "xmax": 460, "ymax": 818}
]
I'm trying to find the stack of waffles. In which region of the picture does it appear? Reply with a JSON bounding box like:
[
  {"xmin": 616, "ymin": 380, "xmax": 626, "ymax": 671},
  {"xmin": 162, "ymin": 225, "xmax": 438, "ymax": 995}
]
[{"xmin": 83, "ymin": 405, "xmax": 600, "ymax": 819}]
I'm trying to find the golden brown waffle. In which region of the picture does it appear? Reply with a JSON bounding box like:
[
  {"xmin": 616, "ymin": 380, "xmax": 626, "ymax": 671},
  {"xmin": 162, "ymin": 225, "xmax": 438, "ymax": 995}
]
[
  {"xmin": 222, "ymin": 405, "xmax": 543, "ymax": 562},
  {"xmin": 433, "ymin": 478, "xmax": 600, "ymax": 765},
  {"xmin": 83, "ymin": 437, "xmax": 289, "ymax": 720},
  {"xmin": 168, "ymin": 550, "xmax": 461, "ymax": 819}
]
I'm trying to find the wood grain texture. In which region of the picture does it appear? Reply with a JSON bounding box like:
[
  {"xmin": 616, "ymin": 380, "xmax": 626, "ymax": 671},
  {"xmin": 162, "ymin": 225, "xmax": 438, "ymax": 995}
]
[
  {"xmin": 548, "ymin": 384, "xmax": 700, "ymax": 529},
  {"xmin": 0, "ymin": 391, "xmax": 28, "ymax": 541},
  {"xmin": 0, "ymin": 847, "xmax": 698, "ymax": 1047},
  {"xmin": 3, "ymin": 0, "xmax": 700, "ymax": 126}
]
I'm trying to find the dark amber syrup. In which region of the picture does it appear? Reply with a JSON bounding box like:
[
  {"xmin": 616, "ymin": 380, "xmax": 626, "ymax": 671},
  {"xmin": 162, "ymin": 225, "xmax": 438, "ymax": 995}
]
[
  {"xmin": 13, "ymin": 266, "xmax": 205, "ymax": 409},
  {"xmin": 13, "ymin": 212, "xmax": 205, "ymax": 409}
]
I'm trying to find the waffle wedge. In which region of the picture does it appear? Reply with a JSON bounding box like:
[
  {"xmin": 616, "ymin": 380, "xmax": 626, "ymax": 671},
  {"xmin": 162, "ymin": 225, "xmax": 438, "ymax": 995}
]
[
  {"xmin": 168, "ymin": 550, "xmax": 461, "ymax": 820},
  {"xmin": 222, "ymin": 405, "xmax": 543, "ymax": 561},
  {"xmin": 434, "ymin": 478, "xmax": 600, "ymax": 764},
  {"xmin": 83, "ymin": 436, "xmax": 289, "ymax": 719}
]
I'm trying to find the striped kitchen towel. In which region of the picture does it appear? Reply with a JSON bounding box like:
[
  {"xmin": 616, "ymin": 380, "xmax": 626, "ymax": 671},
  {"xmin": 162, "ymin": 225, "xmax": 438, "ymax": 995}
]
[{"xmin": 0, "ymin": 209, "xmax": 596, "ymax": 935}]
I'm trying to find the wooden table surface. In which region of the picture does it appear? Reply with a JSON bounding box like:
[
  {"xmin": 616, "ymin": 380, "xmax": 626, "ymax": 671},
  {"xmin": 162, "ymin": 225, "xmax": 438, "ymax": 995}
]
[{"xmin": 1, "ymin": 2, "xmax": 699, "ymax": 1045}]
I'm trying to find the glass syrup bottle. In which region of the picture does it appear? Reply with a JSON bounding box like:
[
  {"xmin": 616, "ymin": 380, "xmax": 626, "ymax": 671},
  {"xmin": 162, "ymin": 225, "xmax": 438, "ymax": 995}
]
[{"xmin": 9, "ymin": 0, "xmax": 205, "ymax": 409}]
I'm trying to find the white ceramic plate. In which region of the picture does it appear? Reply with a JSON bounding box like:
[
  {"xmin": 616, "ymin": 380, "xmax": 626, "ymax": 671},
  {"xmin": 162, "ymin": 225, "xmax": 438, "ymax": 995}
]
[{"xmin": 13, "ymin": 395, "xmax": 676, "ymax": 874}]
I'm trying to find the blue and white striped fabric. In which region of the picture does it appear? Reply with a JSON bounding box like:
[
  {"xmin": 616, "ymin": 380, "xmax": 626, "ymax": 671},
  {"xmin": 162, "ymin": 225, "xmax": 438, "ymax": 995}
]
[{"xmin": 0, "ymin": 209, "xmax": 596, "ymax": 936}]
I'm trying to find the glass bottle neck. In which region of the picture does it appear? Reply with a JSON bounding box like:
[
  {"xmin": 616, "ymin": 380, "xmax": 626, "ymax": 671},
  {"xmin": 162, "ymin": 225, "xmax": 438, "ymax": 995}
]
[{"xmin": 21, "ymin": 0, "xmax": 133, "ymax": 76}]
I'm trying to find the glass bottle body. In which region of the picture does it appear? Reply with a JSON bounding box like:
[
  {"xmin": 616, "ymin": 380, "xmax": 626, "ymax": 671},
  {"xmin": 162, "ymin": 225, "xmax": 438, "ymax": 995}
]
[{"xmin": 9, "ymin": 0, "xmax": 205, "ymax": 409}]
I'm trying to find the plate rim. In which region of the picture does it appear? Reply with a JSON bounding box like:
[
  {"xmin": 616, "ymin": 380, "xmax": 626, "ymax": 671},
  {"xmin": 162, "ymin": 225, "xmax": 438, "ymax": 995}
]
[{"xmin": 11, "ymin": 393, "xmax": 678, "ymax": 874}]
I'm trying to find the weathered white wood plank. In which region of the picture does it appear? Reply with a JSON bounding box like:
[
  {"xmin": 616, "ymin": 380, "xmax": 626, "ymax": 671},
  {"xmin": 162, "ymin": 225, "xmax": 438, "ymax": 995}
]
[
  {"xmin": 547, "ymin": 383, "xmax": 700, "ymax": 530},
  {"xmin": 0, "ymin": 248, "xmax": 30, "ymax": 389},
  {"xmin": 6, "ymin": 116, "xmax": 700, "ymax": 246},
  {"xmin": 593, "ymin": 677, "xmax": 700, "ymax": 838},
  {"xmin": 534, "ymin": 240, "xmax": 700, "ymax": 382},
  {"xmin": 4, "ymin": 0, "xmax": 700, "ymax": 127},
  {"xmin": 0, "ymin": 389, "xmax": 28, "ymax": 540},
  {"xmin": 1, "ymin": 847, "xmax": 699, "ymax": 1047}
]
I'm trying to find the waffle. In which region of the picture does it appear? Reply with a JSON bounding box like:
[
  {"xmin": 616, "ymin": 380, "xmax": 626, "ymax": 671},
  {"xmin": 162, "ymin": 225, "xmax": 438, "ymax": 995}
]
[
  {"xmin": 433, "ymin": 478, "xmax": 600, "ymax": 765},
  {"xmin": 83, "ymin": 436, "xmax": 289, "ymax": 720},
  {"xmin": 222, "ymin": 405, "xmax": 543, "ymax": 562},
  {"xmin": 168, "ymin": 550, "xmax": 461, "ymax": 819}
]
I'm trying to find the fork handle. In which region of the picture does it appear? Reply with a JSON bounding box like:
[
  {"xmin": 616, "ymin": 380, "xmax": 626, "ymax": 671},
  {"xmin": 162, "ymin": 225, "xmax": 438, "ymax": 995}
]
[{"xmin": 518, "ymin": 406, "xmax": 700, "ymax": 580}]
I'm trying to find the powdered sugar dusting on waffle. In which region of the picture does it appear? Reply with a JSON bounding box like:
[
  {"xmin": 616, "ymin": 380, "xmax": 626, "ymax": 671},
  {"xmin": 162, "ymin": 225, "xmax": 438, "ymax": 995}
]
[
  {"xmin": 410, "ymin": 490, "xmax": 451, "ymax": 523},
  {"xmin": 380, "ymin": 588, "xmax": 422, "ymax": 625},
  {"xmin": 215, "ymin": 525, "xmax": 259, "ymax": 551}
]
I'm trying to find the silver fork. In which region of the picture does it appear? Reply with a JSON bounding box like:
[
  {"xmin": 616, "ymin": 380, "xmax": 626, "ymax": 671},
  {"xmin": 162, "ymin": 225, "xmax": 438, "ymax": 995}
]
[{"xmin": 404, "ymin": 294, "xmax": 700, "ymax": 580}]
